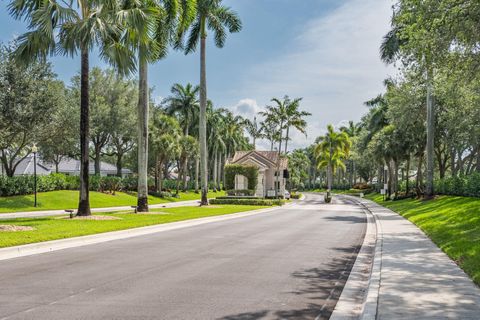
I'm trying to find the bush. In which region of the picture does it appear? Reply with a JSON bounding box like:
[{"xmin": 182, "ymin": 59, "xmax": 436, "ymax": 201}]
[
  {"xmin": 434, "ymin": 173, "xmax": 480, "ymax": 197},
  {"xmin": 352, "ymin": 182, "xmax": 371, "ymax": 190},
  {"xmin": 291, "ymin": 193, "xmax": 302, "ymax": 199},
  {"xmin": 210, "ymin": 198, "xmax": 285, "ymax": 206},
  {"xmin": 226, "ymin": 189, "xmax": 255, "ymax": 196},
  {"xmin": 215, "ymin": 196, "xmax": 261, "ymax": 200}
]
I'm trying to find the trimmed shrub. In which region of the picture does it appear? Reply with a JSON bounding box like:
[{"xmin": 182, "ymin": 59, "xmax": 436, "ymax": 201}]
[
  {"xmin": 210, "ymin": 198, "xmax": 285, "ymax": 206},
  {"xmin": 215, "ymin": 196, "xmax": 261, "ymax": 200},
  {"xmin": 226, "ymin": 189, "xmax": 255, "ymax": 196}
]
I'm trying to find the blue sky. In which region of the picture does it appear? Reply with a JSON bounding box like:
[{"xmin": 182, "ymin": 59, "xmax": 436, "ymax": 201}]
[{"xmin": 0, "ymin": 0, "xmax": 394, "ymax": 149}]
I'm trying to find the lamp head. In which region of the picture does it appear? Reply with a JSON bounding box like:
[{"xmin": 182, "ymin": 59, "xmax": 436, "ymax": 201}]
[{"xmin": 32, "ymin": 145, "xmax": 38, "ymax": 153}]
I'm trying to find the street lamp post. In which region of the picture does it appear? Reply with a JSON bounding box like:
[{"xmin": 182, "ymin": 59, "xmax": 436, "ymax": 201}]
[{"xmin": 32, "ymin": 144, "xmax": 38, "ymax": 207}]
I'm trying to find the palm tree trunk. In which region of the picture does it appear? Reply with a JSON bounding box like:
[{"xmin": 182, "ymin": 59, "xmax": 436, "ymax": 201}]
[
  {"xmin": 182, "ymin": 157, "xmax": 188, "ymax": 191},
  {"xmin": 137, "ymin": 53, "xmax": 149, "ymax": 212},
  {"xmin": 425, "ymin": 69, "xmax": 435, "ymax": 198},
  {"xmin": 199, "ymin": 32, "xmax": 208, "ymax": 205},
  {"xmin": 77, "ymin": 46, "xmax": 91, "ymax": 216},
  {"xmin": 213, "ymin": 150, "xmax": 218, "ymax": 192},
  {"xmin": 284, "ymin": 126, "xmax": 290, "ymax": 154},
  {"xmin": 195, "ymin": 157, "xmax": 199, "ymax": 193},
  {"xmin": 275, "ymin": 123, "xmax": 283, "ymax": 198}
]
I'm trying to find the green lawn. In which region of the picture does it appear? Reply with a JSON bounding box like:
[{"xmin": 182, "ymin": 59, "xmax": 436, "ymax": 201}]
[
  {"xmin": 0, "ymin": 204, "xmax": 266, "ymax": 248},
  {"xmin": 0, "ymin": 190, "xmax": 225, "ymax": 213},
  {"xmin": 365, "ymin": 193, "xmax": 480, "ymax": 286}
]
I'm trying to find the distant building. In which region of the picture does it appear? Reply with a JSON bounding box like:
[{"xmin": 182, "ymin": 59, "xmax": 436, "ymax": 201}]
[
  {"xmin": 225, "ymin": 151, "xmax": 289, "ymax": 198},
  {"xmin": 7, "ymin": 156, "xmax": 132, "ymax": 177}
]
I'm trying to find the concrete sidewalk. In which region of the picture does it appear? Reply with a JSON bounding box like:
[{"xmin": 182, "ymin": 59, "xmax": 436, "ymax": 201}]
[
  {"xmin": 0, "ymin": 199, "xmax": 201, "ymax": 220},
  {"xmin": 356, "ymin": 197, "xmax": 480, "ymax": 319}
]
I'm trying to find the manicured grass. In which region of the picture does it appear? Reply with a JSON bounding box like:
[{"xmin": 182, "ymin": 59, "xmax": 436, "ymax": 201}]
[
  {"xmin": 0, "ymin": 204, "xmax": 267, "ymax": 248},
  {"xmin": 0, "ymin": 190, "xmax": 226, "ymax": 213},
  {"xmin": 365, "ymin": 193, "xmax": 480, "ymax": 286}
]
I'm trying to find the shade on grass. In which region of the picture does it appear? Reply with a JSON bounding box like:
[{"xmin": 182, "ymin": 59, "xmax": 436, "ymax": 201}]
[
  {"xmin": 0, "ymin": 205, "xmax": 267, "ymax": 248},
  {"xmin": 0, "ymin": 190, "xmax": 225, "ymax": 213},
  {"xmin": 366, "ymin": 193, "xmax": 480, "ymax": 286}
]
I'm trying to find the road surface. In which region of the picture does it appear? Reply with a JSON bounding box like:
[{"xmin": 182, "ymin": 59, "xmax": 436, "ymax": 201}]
[{"xmin": 0, "ymin": 193, "xmax": 366, "ymax": 320}]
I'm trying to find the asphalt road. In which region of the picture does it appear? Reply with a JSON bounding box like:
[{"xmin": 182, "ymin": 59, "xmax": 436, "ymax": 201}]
[{"xmin": 0, "ymin": 193, "xmax": 366, "ymax": 320}]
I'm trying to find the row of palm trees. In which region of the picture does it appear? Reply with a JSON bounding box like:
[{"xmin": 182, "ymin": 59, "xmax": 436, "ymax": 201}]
[{"xmin": 9, "ymin": 0, "xmax": 241, "ymax": 214}]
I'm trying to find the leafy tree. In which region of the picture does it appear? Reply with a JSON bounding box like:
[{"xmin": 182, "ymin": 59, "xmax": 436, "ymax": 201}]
[
  {"xmin": 0, "ymin": 44, "xmax": 60, "ymax": 177},
  {"xmin": 181, "ymin": 0, "xmax": 242, "ymax": 205}
]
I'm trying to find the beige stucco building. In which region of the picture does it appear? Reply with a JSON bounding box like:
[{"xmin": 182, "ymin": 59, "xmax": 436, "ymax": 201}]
[{"xmin": 226, "ymin": 151, "xmax": 289, "ymax": 198}]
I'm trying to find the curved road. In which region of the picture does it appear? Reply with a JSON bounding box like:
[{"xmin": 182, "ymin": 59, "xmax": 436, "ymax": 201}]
[{"xmin": 0, "ymin": 193, "xmax": 366, "ymax": 320}]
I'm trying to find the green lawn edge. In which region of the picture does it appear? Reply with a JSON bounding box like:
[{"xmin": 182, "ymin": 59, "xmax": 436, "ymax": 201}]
[
  {"xmin": 365, "ymin": 193, "xmax": 480, "ymax": 286},
  {"xmin": 0, "ymin": 204, "xmax": 268, "ymax": 248},
  {"xmin": 0, "ymin": 190, "xmax": 225, "ymax": 213}
]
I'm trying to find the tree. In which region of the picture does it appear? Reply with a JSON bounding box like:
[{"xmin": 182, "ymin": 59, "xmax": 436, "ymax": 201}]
[
  {"xmin": 176, "ymin": 135, "xmax": 198, "ymax": 192},
  {"xmin": 0, "ymin": 43, "xmax": 61, "ymax": 176},
  {"xmin": 244, "ymin": 117, "xmax": 262, "ymax": 149},
  {"xmin": 9, "ymin": 0, "xmax": 121, "ymax": 215},
  {"xmin": 113, "ymin": 0, "xmax": 195, "ymax": 211},
  {"xmin": 283, "ymin": 97, "xmax": 310, "ymax": 154},
  {"xmin": 181, "ymin": 0, "xmax": 242, "ymax": 205},
  {"xmin": 150, "ymin": 112, "xmax": 181, "ymax": 192},
  {"xmin": 288, "ymin": 149, "xmax": 310, "ymax": 190},
  {"xmin": 164, "ymin": 83, "xmax": 200, "ymax": 136},
  {"xmin": 315, "ymin": 125, "xmax": 351, "ymax": 198}
]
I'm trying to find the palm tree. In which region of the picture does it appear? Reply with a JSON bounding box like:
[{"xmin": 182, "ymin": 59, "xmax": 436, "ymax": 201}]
[
  {"xmin": 283, "ymin": 97, "xmax": 310, "ymax": 153},
  {"xmin": 181, "ymin": 0, "xmax": 242, "ymax": 205},
  {"xmin": 164, "ymin": 83, "xmax": 199, "ymax": 191},
  {"xmin": 244, "ymin": 117, "xmax": 262, "ymax": 149},
  {"xmin": 9, "ymin": 0, "xmax": 120, "ymax": 215},
  {"xmin": 150, "ymin": 112, "xmax": 181, "ymax": 192},
  {"xmin": 176, "ymin": 135, "xmax": 198, "ymax": 193},
  {"xmin": 164, "ymin": 83, "xmax": 200, "ymax": 136},
  {"xmin": 114, "ymin": 0, "xmax": 195, "ymax": 211},
  {"xmin": 315, "ymin": 125, "xmax": 351, "ymax": 201}
]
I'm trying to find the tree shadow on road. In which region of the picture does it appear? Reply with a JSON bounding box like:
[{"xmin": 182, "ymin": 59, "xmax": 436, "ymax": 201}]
[{"xmin": 216, "ymin": 245, "xmax": 361, "ymax": 320}]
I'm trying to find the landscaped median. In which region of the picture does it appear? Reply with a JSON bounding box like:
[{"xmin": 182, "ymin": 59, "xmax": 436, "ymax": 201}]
[
  {"xmin": 365, "ymin": 193, "xmax": 480, "ymax": 286},
  {"xmin": 0, "ymin": 204, "xmax": 268, "ymax": 248}
]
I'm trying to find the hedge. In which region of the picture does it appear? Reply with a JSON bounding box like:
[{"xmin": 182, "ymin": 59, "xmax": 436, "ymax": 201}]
[
  {"xmin": 215, "ymin": 196, "xmax": 261, "ymax": 200},
  {"xmin": 209, "ymin": 198, "xmax": 285, "ymax": 206},
  {"xmin": 224, "ymin": 164, "xmax": 258, "ymax": 191},
  {"xmin": 434, "ymin": 173, "xmax": 480, "ymax": 197}
]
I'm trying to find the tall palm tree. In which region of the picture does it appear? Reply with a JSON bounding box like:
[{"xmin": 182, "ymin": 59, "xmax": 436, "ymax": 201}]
[
  {"xmin": 114, "ymin": 0, "xmax": 195, "ymax": 211},
  {"xmin": 164, "ymin": 83, "xmax": 200, "ymax": 136},
  {"xmin": 9, "ymin": 0, "xmax": 119, "ymax": 215},
  {"xmin": 315, "ymin": 125, "xmax": 351, "ymax": 201},
  {"xmin": 283, "ymin": 97, "xmax": 310, "ymax": 153},
  {"xmin": 259, "ymin": 97, "xmax": 289, "ymax": 197},
  {"xmin": 164, "ymin": 82, "xmax": 199, "ymax": 190},
  {"xmin": 244, "ymin": 117, "xmax": 262, "ymax": 149},
  {"xmin": 181, "ymin": 0, "xmax": 242, "ymax": 205}
]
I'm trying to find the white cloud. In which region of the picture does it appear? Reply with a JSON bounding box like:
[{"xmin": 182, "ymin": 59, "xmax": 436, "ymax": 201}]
[
  {"xmin": 229, "ymin": 98, "xmax": 264, "ymax": 119},
  {"xmin": 234, "ymin": 0, "xmax": 395, "ymax": 150}
]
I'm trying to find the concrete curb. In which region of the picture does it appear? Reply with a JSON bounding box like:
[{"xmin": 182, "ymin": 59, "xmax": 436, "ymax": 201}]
[
  {"xmin": 328, "ymin": 195, "xmax": 379, "ymax": 320},
  {"xmin": 0, "ymin": 206, "xmax": 281, "ymax": 262}
]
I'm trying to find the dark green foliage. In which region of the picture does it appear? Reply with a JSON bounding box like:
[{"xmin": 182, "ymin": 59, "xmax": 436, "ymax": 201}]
[
  {"xmin": 215, "ymin": 196, "xmax": 260, "ymax": 200},
  {"xmin": 224, "ymin": 164, "xmax": 258, "ymax": 191},
  {"xmin": 434, "ymin": 173, "xmax": 480, "ymax": 198},
  {"xmin": 210, "ymin": 198, "xmax": 284, "ymax": 206},
  {"xmin": 226, "ymin": 189, "xmax": 255, "ymax": 196}
]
